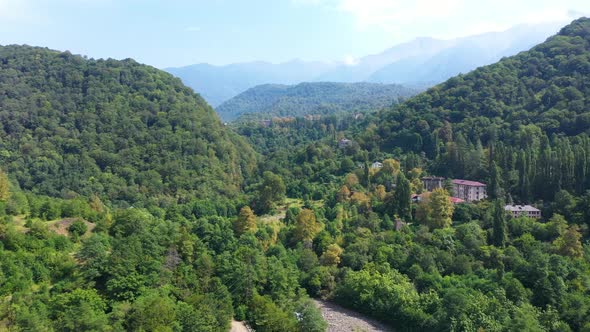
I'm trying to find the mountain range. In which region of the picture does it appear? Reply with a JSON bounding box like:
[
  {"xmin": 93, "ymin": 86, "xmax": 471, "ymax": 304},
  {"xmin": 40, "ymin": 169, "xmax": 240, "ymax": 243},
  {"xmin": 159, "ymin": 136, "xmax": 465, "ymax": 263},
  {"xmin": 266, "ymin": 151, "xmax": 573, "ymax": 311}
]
[{"xmin": 166, "ymin": 21, "xmax": 565, "ymax": 107}]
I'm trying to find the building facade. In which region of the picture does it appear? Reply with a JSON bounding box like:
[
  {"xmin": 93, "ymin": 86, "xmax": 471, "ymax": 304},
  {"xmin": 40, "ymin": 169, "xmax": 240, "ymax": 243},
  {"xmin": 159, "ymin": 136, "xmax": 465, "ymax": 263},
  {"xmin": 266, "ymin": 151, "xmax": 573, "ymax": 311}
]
[
  {"xmin": 452, "ymin": 179, "xmax": 487, "ymax": 202},
  {"xmin": 504, "ymin": 205, "xmax": 541, "ymax": 219},
  {"xmin": 422, "ymin": 176, "xmax": 444, "ymax": 192}
]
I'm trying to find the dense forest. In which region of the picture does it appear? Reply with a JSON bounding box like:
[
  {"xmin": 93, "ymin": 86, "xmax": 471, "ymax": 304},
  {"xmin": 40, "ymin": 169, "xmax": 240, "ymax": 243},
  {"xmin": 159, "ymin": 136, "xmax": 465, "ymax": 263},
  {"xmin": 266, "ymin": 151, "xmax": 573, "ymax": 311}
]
[
  {"xmin": 216, "ymin": 82, "xmax": 419, "ymax": 122},
  {"xmin": 364, "ymin": 18, "xmax": 590, "ymax": 203},
  {"xmin": 0, "ymin": 45, "xmax": 257, "ymax": 206},
  {"xmin": 1, "ymin": 17, "xmax": 590, "ymax": 332},
  {"xmin": 234, "ymin": 18, "xmax": 590, "ymax": 331}
]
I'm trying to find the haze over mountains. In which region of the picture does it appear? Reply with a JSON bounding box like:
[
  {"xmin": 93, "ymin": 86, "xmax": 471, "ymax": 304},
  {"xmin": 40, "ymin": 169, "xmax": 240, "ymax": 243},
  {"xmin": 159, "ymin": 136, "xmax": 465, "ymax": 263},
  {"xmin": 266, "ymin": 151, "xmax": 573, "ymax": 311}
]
[{"xmin": 166, "ymin": 21, "xmax": 565, "ymax": 107}]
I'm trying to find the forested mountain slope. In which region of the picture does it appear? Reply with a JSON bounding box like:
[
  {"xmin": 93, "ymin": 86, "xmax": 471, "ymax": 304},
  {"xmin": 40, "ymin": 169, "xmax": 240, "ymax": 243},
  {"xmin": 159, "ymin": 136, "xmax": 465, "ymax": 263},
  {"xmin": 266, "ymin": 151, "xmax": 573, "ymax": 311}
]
[
  {"xmin": 0, "ymin": 46, "xmax": 326, "ymax": 332},
  {"xmin": 0, "ymin": 45, "xmax": 256, "ymax": 205},
  {"xmin": 216, "ymin": 82, "xmax": 419, "ymax": 122},
  {"xmin": 366, "ymin": 17, "xmax": 590, "ymax": 202},
  {"xmin": 226, "ymin": 18, "xmax": 590, "ymax": 332}
]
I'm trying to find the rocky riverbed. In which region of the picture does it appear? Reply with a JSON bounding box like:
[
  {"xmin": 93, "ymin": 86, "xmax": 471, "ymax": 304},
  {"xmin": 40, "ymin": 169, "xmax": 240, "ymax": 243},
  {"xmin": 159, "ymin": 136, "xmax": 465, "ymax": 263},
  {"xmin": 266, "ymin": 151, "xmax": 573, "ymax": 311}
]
[{"xmin": 314, "ymin": 300, "xmax": 393, "ymax": 332}]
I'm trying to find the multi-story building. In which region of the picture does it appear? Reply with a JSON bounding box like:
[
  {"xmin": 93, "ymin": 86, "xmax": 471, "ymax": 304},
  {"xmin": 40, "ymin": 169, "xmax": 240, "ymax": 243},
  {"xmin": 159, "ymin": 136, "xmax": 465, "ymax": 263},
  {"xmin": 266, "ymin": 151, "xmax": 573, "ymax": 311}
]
[
  {"xmin": 504, "ymin": 205, "xmax": 542, "ymax": 219},
  {"xmin": 452, "ymin": 179, "xmax": 487, "ymax": 202}
]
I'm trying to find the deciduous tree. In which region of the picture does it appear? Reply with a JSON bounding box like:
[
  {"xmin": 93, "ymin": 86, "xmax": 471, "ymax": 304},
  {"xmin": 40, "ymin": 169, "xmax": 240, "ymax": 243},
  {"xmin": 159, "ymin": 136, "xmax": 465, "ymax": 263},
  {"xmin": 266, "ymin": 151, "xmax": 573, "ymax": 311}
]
[{"xmin": 234, "ymin": 206, "xmax": 257, "ymax": 235}]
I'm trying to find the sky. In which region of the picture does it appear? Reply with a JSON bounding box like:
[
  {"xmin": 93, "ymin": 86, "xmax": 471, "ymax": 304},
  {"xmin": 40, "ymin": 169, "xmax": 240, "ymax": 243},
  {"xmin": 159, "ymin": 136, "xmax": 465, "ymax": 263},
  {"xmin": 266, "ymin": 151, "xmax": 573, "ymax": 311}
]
[{"xmin": 0, "ymin": 0, "xmax": 589, "ymax": 68}]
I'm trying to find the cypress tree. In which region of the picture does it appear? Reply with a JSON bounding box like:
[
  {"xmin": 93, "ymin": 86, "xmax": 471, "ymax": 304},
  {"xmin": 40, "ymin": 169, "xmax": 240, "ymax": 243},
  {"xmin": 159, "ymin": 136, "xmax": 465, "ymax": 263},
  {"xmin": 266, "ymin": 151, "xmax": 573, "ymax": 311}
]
[
  {"xmin": 492, "ymin": 199, "xmax": 508, "ymax": 247},
  {"xmin": 488, "ymin": 161, "xmax": 502, "ymax": 199},
  {"xmin": 394, "ymin": 172, "xmax": 412, "ymax": 221}
]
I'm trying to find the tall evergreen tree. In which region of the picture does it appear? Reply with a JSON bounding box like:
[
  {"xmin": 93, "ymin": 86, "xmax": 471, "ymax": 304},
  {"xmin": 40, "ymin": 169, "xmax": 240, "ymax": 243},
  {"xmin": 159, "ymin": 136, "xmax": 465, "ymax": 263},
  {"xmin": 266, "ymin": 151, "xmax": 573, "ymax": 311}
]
[
  {"xmin": 492, "ymin": 199, "xmax": 508, "ymax": 247},
  {"xmin": 394, "ymin": 172, "xmax": 412, "ymax": 221},
  {"xmin": 488, "ymin": 161, "xmax": 502, "ymax": 200}
]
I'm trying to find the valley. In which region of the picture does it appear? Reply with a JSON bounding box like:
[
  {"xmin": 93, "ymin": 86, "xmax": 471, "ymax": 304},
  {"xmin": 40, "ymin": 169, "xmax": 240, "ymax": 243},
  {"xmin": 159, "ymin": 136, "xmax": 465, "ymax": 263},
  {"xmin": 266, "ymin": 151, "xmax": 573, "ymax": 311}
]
[{"xmin": 0, "ymin": 14, "xmax": 589, "ymax": 332}]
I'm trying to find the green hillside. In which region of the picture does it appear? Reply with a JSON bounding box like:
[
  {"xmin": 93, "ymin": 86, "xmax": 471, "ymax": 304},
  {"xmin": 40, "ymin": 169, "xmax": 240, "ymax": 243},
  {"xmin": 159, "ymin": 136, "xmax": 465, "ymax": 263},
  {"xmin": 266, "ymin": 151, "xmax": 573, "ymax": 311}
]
[
  {"xmin": 1, "ymin": 18, "xmax": 590, "ymax": 332},
  {"xmin": 364, "ymin": 17, "xmax": 590, "ymax": 202},
  {"xmin": 216, "ymin": 82, "xmax": 420, "ymax": 122},
  {"xmin": 230, "ymin": 18, "xmax": 590, "ymax": 331},
  {"xmin": 0, "ymin": 45, "xmax": 256, "ymax": 205}
]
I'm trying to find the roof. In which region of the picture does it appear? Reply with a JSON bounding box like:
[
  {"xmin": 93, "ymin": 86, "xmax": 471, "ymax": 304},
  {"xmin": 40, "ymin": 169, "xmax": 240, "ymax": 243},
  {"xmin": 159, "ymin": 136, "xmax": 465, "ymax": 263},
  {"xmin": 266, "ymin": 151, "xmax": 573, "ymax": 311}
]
[
  {"xmin": 452, "ymin": 179, "xmax": 486, "ymax": 187},
  {"xmin": 450, "ymin": 197, "xmax": 465, "ymax": 204},
  {"xmin": 504, "ymin": 205, "xmax": 540, "ymax": 212}
]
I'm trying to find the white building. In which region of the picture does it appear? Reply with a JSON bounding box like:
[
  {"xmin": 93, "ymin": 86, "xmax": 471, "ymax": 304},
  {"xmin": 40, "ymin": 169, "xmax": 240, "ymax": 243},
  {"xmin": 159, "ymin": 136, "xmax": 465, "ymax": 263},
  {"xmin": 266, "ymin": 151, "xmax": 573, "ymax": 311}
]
[
  {"xmin": 504, "ymin": 205, "xmax": 541, "ymax": 219},
  {"xmin": 452, "ymin": 179, "xmax": 487, "ymax": 202},
  {"xmin": 371, "ymin": 162, "xmax": 383, "ymax": 169}
]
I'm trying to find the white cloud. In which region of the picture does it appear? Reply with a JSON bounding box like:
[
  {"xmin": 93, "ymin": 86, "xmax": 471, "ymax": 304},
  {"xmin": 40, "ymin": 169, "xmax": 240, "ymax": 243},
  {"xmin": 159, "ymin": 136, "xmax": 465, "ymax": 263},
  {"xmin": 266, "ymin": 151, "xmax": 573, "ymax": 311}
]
[
  {"xmin": 342, "ymin": 54, "xmax": 359, "ymax": 65},
  {"xmin": 297, "ymin": 0, "xmax": 590, "ymax": 37},
  {"xmin": 336, "ymin": 0, "xmax": 462, "ymax": 31}
]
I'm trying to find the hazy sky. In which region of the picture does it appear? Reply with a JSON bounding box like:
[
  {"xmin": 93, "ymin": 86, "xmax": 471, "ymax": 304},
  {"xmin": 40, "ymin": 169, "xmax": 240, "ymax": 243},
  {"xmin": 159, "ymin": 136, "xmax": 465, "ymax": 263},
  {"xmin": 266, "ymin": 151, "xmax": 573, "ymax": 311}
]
[{"xmin": 0, "ymin": 0, "xmax": 589, "ymax": 68}]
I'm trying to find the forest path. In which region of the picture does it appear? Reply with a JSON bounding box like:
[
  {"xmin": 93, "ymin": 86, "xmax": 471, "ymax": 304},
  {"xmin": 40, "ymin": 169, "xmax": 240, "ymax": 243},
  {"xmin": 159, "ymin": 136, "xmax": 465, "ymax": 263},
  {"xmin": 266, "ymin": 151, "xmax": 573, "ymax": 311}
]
[{"xmin": 314, "ymin": 299, "xmax": 393, "ymax": 332}]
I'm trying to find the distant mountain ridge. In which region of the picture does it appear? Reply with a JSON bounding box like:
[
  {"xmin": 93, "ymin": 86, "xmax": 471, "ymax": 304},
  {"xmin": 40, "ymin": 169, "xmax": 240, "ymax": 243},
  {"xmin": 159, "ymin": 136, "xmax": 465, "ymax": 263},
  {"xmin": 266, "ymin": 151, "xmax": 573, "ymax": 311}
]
[
  {"xmin": 166, "ymin": 21, "xmax": 566, "ymax": 107},
  {"xmin": 165, "ymin": 60, "xmax": 337, "ymax": 107},
  {"xmin": 216, "ymin": 82, "xmax": 420, "ymax": 122}
]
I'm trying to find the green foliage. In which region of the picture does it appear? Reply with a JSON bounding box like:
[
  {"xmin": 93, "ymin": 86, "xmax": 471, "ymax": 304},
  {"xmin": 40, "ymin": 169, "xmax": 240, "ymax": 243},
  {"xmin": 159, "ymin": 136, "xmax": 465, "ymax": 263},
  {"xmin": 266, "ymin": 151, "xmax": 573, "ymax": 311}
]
[
  {"xmin": 0, "ymin": 169, "xmax": 10, "ymax": 201},
  {"xmin": 492, "ymin": 199, "xmax": 508, "ymax": 247},
  {"xmin": 334, "ymin": 264, "xmax": 432, "ymax": 330},
  {"xmin": 0, "ymin": 45, "xmax": 256, "ymax": 206},
  {"xmin": 218, "ymin": 82, "xmax": 419, "ymax": 122},
  {"xmin": 255, "ymin": 171, "xmax": 286, "ymax": 214},
  {"xmin": 296, "ymin": 299, "xmax": 328, "ymax": 332},
  {"xmin": 248, "ymin": 294, "xmax": 298, "ymax": 332},
  {"xmin": 370, "ymin": 17, "xmax": 590, "ymax": 203},
  {"xmin": 394, "ymin": 172, "xmax": 412, "ymax": 220},
  {"xmin": 4, "ymin": 17, "xmax": 590, "ymax": 332},
  {"xmin": 67, "ymin": 219, "xmax": 88, "ymax": 240},
  {"xmin": 50, "ymin": 288, "xmax": 108, "ymax": 331}
]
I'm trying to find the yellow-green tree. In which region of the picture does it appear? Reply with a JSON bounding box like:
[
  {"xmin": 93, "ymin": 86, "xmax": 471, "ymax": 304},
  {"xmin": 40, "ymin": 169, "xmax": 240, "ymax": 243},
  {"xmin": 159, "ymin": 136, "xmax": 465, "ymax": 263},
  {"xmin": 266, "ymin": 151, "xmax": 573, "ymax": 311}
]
[
  {"xmin": 320, "ymin": 244, "xmax": 343, "ymax": 266},
  {"xmin": 337, "ymin": 185, "xmax": 351, "ymax": 202},
  {"xmin": 294, "ymin": 209, "xmax": 321, "ymax": 244},
  {"xmin": 554, "ymin": 224, "xmax": 583, "ymax": 258},
  {"xmin": 381, "ymin": 159, "xmax": 400, "ymax": 175},
  {"xmin": 234, "ymin": 206, "xmax": 257, "ymax": 235},
  {"xmin": 374, "ymin": 185, "xmax": 386, "ymax": 201},
  {"xmin": 416, "ymin": 188, "xmax": 454, "ymax": 229},
  {"xmin": 429, "ymin": 188, "xmax": 454, "ymax": 228},
  {"xmin": 344, "ymin": 173, "xmax": 359, "ymax": 188},
  {"xmin": 0, "ymin": 169, "xmax": 10, "ymax": 201}
]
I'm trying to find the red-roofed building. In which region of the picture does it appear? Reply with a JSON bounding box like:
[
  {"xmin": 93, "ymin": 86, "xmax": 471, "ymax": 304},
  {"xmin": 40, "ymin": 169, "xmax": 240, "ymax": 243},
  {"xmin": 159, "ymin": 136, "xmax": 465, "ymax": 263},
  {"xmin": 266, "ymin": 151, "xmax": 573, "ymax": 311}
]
[
  {"xmin": 450, "ymin": 197, "xmax": 465, "ymax": 204},
  {"xmin": 452, "ymin": 179, "xmax": 487, "ymax": 202}
]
